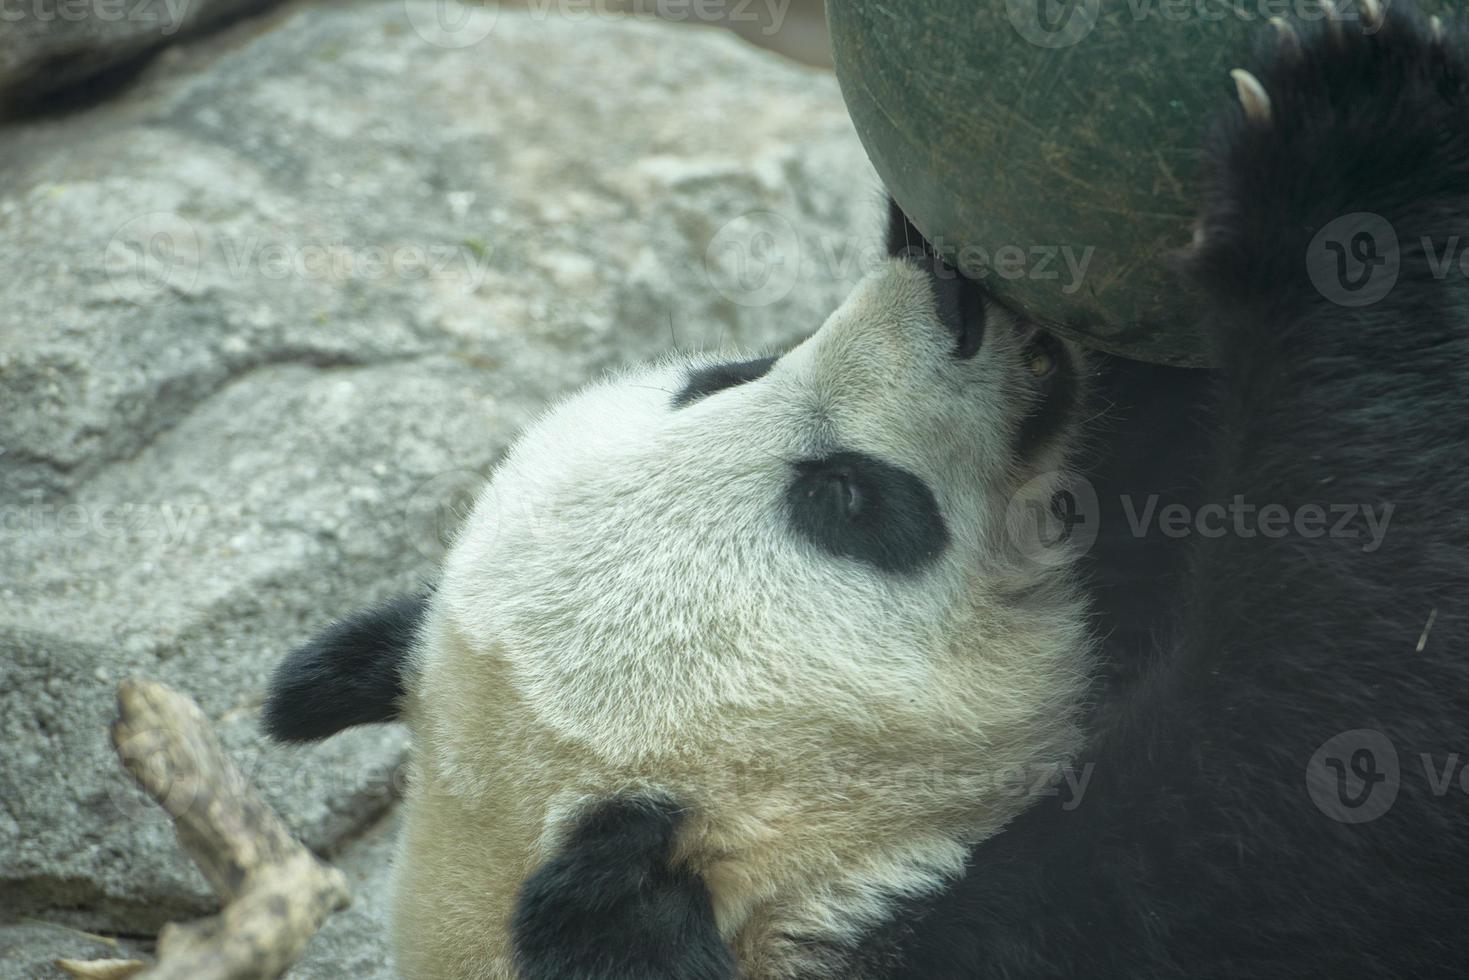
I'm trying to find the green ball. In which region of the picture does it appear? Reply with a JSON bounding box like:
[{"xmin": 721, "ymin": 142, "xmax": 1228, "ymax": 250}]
[{"xmin": 829, "ymin": 0, "xmax": 1443, "ymax": 366}]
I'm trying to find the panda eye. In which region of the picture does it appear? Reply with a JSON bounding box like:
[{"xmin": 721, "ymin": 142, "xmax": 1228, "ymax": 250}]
[
  {"xmin": 785, "ymin": 451, "xmax": 949, "ymax": 576},
  {"xmin": 1023, "ymin": 333, "xmax": 1062, "ymax": 381},
  {"xmin": 809, "ymin": 467, "xmax": 863, "ymax": 520},
  {"xmin": 1015, "ymin": 332, "xmax": 1076, "ymax": 456},
  {"xmin": 838, "ymin": 472, "xmax": 863, "ymax": 517}
]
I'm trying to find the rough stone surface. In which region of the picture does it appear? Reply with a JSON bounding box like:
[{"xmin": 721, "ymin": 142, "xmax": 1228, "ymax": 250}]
[
  {"xmin": 0, "ymin": 919, "xmax": 151, "ymax": 979},
  {"xmin": 290, "ymin": 811, "xmax": 400, "ymax": 980},
  {"xmin": 0, "ymin": 0, "xmax": 874, "ymax": 967},
  {"xmin": 0, "ymin": 0, "xmax": 274, "ymax": 108}
]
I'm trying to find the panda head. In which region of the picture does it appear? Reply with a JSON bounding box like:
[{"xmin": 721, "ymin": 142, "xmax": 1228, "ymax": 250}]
[
  {"xmin": 266, "ymin": 200, "xmax": 1094, "ymax": 978},
  {"xmin": 434, "ymin": 201, "xmax": 1087, "ymax": 764}
]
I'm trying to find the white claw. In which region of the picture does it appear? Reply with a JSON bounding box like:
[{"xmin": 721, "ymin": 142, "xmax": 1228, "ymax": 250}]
[
  {"xmin": 1268, "ymin": 16, "xmax": 1301, "ymax": 56},
  {"xmin": 1231, "ymin": 69, "xmax": 1273, "ymax": 126},
  {"xmin": 1316, "ymin": 0, "xmax": 1345, "ymax": 41},
  {"xmin": 1310, "ymin": 0, "xmax": 1345, "ymax": 44},
  {"xmin": 1316, "ymin": 0, "xmax": 1343, "ymax": 40},
  {"xmin": 1361, "ymin": 0, "xmax": 1382, "ymax": 29}
]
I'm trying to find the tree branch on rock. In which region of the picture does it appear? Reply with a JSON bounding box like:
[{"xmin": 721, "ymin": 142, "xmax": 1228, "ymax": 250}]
[{"xmin": 57, "ymin": 679, "xmax": 351, "ymax": 980}]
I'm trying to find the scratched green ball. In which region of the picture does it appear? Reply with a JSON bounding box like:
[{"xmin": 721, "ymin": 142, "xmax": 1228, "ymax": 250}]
[{"xmin": 828, "ymin": 0, "xmax": 1448, "ymax": 366}]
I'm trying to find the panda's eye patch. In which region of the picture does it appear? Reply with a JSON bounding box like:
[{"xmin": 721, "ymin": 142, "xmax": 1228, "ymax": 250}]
[
  {"xmin": 785, "ymin": 451, "xmax": 949, "ymax": 575},
  {"xmin": 672, "ymin": 356, "xmax": 777, "ymax": 408}
]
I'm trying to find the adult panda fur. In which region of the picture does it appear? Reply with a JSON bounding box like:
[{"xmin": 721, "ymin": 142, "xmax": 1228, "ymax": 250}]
[
  {"xmin": 265, "ymin": 5, "xmax": 1469, "ymax": 977},
  {"xmin": 268, "ymin": 195, "xmax": 1095, "ymax": 978}
]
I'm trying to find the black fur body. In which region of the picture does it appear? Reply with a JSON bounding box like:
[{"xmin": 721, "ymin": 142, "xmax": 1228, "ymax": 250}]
[{"xmin": 846, "ymin": 6, "xmax": 1469, "ymax": 978}]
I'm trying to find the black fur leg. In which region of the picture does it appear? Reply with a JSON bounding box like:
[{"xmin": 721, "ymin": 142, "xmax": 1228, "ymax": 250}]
[
  {"xmin": 846, "ymin": 7, "xmax": 1469, "ymax": 978},
  {"xmin": 512, "ymin": 796, "xmax": 735, "ymax": 980},
  {"xmin": 1076, "ymin": 353, "xmax": 1214, "ymax": 685},
  {"xmin": 261, "ymin": 592, "xmax": 428, "ymax": 742}
]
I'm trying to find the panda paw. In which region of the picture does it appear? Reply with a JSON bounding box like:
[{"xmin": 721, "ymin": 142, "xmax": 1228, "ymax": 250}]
[
  {"xmin": 1188, "ymin": 2, "xmax": 1469, "ymax": 318},
  {"xmin": 511, "ymin": 797, "xmax": 736, "ymax": 980}
]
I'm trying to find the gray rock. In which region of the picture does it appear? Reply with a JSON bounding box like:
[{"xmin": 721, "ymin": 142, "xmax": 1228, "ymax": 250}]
[
  {"xmin": 0, "ymin": 919, "xmax": 150, "ymax": 980},
  {"xmin": 291, "ymin": 810, "xmax": 400, "ymax": 980},
  {"xmin": 0, "ymin": 0, "xmax": 273, "ymax": 109},
  {"xmin": 0, "ymin": 0, "xmax": 874, "ymax": 944}
]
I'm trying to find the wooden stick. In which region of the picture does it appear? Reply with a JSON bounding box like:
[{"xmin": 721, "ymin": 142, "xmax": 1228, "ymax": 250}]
[{"xmin": 79, "ymin": 679, "xmax": 353, "ymax": 980}]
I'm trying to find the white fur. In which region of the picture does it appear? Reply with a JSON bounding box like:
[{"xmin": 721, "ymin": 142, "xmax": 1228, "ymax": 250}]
[{"xmin": 391, "ymin": 259, "xmax": 1094, "ymax": 978}]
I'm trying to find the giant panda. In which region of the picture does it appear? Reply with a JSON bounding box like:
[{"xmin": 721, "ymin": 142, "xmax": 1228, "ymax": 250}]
[
  {"xmin": 265, "ymin": 5, "xmax": 1469, "ymax": 978},
  {"xmin": 268, "ymin": 191, "xmax": 1095, "ymax": 977}
]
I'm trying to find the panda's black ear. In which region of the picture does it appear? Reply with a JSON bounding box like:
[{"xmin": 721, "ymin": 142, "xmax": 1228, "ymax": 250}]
[
  {"xmin": 885, "ymin": 195, "xmax": 986, "ymax": 359},
  {"xmin": 512, "ymin": 796, "xmax": 736, "ymax": 980},
  {"xmin": 261, "ymin": 592, "xmax": 429, "ymax": 743}
]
